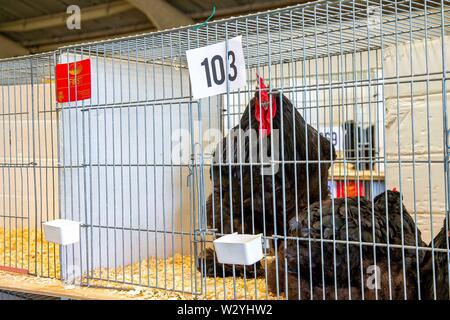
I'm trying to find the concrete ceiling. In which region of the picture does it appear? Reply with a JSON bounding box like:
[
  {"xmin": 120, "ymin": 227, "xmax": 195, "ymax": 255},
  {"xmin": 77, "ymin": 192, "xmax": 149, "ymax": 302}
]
[{"xmin": 0, "ymin": 0, "xmax": 310, "ymax": 58}]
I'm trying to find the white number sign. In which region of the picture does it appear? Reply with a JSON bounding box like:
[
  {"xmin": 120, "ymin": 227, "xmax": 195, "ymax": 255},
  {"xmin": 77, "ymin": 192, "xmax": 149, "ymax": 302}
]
[
  {"xmin": 186, "ymin": 36, "xmax": 246, "ymax": 99},
  {"xmin": 320, "ymin": 126, "xmax": 343, "ymax": 151}
]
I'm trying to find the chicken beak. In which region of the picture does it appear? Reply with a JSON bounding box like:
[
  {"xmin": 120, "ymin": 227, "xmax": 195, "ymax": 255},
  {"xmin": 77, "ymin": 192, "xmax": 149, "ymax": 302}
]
[{"xmin": 261, "ymin": 100, "xmax": 270, "ymax": 110}]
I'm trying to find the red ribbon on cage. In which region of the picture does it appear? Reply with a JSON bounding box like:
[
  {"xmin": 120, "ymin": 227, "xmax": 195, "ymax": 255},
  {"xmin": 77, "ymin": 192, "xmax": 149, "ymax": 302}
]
[
  {"xmin": 55, "ymin": 59, "xmax": 92, "ymax": 103},
  {"xmin": 255, "ymin": 74, "xmax": 277, "ymax": 137}
]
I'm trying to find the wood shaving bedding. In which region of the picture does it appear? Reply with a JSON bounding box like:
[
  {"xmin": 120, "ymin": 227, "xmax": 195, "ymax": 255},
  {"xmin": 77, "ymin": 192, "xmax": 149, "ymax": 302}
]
[{"xmin": 0, "ymin": 228, "xmax": 277, "ymax": 300}]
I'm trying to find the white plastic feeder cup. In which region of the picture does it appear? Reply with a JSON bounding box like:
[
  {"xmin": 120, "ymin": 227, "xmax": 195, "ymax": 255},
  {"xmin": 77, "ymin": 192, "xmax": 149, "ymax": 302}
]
[
  {"xmin": 213, "ymin": 233, "xmax": 263, "ymax": 265},
  {"xmin": 43, "ymin": 219, "xmax": 81, "ymax": 245}
]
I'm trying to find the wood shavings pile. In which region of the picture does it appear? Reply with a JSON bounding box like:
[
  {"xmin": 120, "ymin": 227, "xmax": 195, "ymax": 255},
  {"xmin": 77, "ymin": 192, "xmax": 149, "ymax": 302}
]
[
  {"xmin": 0, "ymin": 228, "xmax": 60, "ymax": 278},
  {"xmin": 86, "ymin": 254, "xmax": 277, "ymax": 300},
  {"xmin": 1, "ymin": 228, "xmax": 277, "ymax": 300}
]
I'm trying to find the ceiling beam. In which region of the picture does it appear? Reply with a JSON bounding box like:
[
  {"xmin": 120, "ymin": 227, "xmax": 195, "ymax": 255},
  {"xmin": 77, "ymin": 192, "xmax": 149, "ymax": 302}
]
[
  {"xmin": 0, "ymin": 0, "xmax": 305, "ymax": 35},
  {"xmin": 0, "ymin": 34, "xmax": 29, "ymax": 58},
  {"xmin": 125, "ymin": 0, "xmax": 194, "ymax": 30},
  {"xmin": 28, "ymin": 23, "xmax": 152, "ymax": 53},
  {"xmin": 8, "ymin": 0, "xmax": 311, "ymax": 55},
  {"xmin": 0, "ymin": 1, "xmax": 135, "ymax": 32}
]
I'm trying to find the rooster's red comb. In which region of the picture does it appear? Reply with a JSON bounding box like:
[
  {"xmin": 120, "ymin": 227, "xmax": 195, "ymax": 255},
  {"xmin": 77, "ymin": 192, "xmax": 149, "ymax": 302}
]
[
  {"xmin": 254, "ymin": 73, "xmax": 276, "ymax": 136},
  {"xmin": 255, "ymin": 73, "xmax": 271, "ymax": 106},
  {"xmin": 256, "ymin": 73, "xmax": 267, "ymax": 90},
  {"xmin": 392, "ymin": 187, "xmax": 397, "ymax": 192}
]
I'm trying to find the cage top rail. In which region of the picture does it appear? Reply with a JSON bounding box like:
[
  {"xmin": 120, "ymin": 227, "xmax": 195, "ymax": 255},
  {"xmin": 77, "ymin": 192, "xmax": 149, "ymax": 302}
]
[
  {"xmin": 0, "ymin": 52, "xmax": 55, "ymax": 85},
  {"xmin": 0, "ymin": 53, "xmax": 55, "ymax": 86},
  {"xmin": 0, "ymin": 0, "xmax": 450, "ymax": 64},
  {"xmin": 0, "ymin": 0, "xmax": 448, "ymax": 84},
  {"xmin": 55, "ymin": 0, "xmax": 448, "ymax": 65},
  {"xmin": 55, "ymin": 0, "xmax": 445, "ymax": 48}
]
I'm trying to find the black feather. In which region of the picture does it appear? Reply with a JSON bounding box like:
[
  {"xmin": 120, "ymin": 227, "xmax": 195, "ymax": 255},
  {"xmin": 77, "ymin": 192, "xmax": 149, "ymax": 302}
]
[
  {"xmin": 269, "ymin": 190, "xmax": 425, "ymax": 300},
  {"xmin": 200, "ymin": 91, "xmax": 336, "ymax": 277},
  {"xmin": 421, "ymin": 218, "xmax": 450, "ymax": 300}
]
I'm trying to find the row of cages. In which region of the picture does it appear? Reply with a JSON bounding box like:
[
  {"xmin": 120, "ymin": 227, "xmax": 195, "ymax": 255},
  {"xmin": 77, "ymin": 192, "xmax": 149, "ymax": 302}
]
[{"xmin": 0, "ymin": 0, "xmax": 449, "ymax": 300}]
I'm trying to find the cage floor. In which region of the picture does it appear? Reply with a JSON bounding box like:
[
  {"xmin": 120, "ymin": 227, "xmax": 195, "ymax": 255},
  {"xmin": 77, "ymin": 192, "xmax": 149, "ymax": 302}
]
[
  {"xmin": 0, "ymin": 222, "xmax": 442, "ymax": 300},
  {"xmin": 0, "ymin": 228, "xmax": 60, "ymax": 278},
  {"xmin": 84, "ymin": 255, "xmax": 276, "ymax": 300},
  {"xmin": 0, "ymin": 228, "xmax": 276, "ymax": 299}
]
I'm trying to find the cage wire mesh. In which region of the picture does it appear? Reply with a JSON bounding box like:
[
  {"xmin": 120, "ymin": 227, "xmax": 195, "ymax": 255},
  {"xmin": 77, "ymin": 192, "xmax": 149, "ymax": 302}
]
[
  {"xmin": 0, "ymin": 0, "xmax": 449, "ymax": 300},
  {"xmin": 0, "ymin": 53, "xmax": 60, "ymax": 279}
]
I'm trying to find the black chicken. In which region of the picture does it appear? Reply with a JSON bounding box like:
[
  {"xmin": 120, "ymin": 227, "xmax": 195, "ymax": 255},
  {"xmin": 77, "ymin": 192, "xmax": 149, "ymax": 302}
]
[
  {"xmin": 268, "ymin": 190, "xmax": 426, "ymax": 299},
  {"xmin": 199, "ymin": 77, "xmax": 336, "ymax": 277},
  {"xmin": 420, "ymin": 218, "xmax": 450, "ymax": 300}
]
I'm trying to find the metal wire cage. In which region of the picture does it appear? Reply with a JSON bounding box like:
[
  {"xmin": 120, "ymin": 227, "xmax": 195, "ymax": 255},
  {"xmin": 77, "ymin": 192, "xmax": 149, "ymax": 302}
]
[{"xmin": 0, "ymin": 0, "xmax": 449, "ymax": 300}]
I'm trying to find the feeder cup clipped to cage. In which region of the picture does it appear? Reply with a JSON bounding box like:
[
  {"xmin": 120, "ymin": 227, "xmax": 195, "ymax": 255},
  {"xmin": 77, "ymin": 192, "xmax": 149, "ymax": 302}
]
[
  {"xmin": 43, "ymin": 219, "xmax": 81, "ymax": 246},
  {"xmin": 213, "ymin": 233, "xmax": 264, "ymax": 265}
]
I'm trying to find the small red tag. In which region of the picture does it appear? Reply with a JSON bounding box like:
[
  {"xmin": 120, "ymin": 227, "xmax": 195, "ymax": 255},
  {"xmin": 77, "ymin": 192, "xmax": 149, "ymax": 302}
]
[
  {"xmin": 336, "ymin": 181, "xmax": 365, "ymax": 198},
  {"xmin": 55, "ymin": 59, "xmax": 91, "ymax": 103},
  {"xmin": 0, "ymin": 265, "xmax": 29, "ymax": 274}
]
